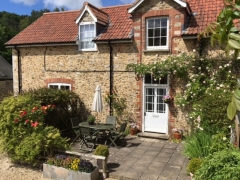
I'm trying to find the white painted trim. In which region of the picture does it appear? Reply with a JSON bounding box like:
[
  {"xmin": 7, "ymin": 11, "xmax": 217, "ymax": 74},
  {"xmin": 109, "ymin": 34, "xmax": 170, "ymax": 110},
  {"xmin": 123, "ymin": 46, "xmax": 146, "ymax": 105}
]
[
  {"xmin": 75, "ymin": 5, "xmax": 97, "ymax": 24},
  {"xmin": 128, "ymin": 0, "xmax": 144, "ymax": 13},
  {"xmin": 48, "ymin": 83, "xmax": 71, "ymax": 90},
  {"xmin": 146, "ymin": 17, "xmax": 169, "ymax": 50},
  {"xmin": 128, "ymin": 0, "xmax": 187, "ymax": 13},
  {"xmin": 173, "ymin": 0, "xmax": 186, "ymax": 7}
]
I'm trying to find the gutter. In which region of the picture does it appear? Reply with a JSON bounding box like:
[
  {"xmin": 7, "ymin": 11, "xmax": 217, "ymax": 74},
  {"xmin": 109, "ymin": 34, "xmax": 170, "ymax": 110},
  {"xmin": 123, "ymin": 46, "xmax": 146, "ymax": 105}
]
[
  {"xmin": 14, "ymin": 46, "xmax": 22, "ymax": 94},
  {"xmin": 108, "ymin": 41, "xmax": 113, "ymax": 116}
]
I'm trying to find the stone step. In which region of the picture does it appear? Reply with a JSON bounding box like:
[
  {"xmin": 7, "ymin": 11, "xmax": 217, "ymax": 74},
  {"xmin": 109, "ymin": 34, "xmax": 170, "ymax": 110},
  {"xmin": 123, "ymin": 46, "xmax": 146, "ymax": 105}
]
[{"xmin": 137, "ymin": 132, "xmax": 169, "ymax": 140}]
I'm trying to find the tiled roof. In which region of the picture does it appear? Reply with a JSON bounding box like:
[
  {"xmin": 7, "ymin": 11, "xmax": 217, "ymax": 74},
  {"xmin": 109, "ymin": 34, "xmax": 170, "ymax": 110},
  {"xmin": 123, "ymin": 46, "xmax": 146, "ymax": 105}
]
[
  {"xmin": 5, "ymin": 11, "xmax": 80, "ymax": 45},
  {"xmin": 5, "ymin": 0, "xmax": 225, "ymax": 45},
  {"xmin": 183, "ymin": 0, "xmax": 224, "ymax": 35},
  {"xmin": 94, "ymin": 5, "xmax": 133, "ymax": 41}
]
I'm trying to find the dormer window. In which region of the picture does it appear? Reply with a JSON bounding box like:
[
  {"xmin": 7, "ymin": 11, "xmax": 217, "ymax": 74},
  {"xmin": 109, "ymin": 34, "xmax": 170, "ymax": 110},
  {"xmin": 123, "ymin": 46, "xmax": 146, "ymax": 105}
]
[{"xmin": 79, "ymin": 22, "xmax": 96, "ymax": 51}]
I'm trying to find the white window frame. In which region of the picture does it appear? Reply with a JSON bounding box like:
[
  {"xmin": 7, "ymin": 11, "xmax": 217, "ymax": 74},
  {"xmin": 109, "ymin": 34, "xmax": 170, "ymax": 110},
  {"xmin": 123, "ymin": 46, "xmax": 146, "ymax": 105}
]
[
  {"xmin": 146, "ymin": 17, "xmax": 169, "ymax": 50},
  {"xmin": 78, "ymin": 22, "xmax": 97, "ymax": 51},
  {"xmin": 48, "ymin": 83, "xmax": 71, "ymax": 90}
]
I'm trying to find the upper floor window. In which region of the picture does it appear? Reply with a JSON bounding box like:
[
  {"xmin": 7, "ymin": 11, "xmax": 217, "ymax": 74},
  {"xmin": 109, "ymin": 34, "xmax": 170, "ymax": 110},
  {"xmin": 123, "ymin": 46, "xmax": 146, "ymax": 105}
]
[
  {"xmin": 79, "ymin": 22, "xmax": 96, "ymax": 51},
  {"xmin": 48, "ymin": 83, "xmax": 71, "ymax": 90},
  {"xmin": 146, "ymin": 17, "xmax": 169, "ymax": 50}
]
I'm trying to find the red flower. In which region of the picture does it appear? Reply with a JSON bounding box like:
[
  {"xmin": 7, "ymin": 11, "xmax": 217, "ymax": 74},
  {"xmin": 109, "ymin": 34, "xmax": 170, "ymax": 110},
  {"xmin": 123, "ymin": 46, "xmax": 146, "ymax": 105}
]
[
  {"xmin": 31, "ymin": 122, "xmax": 39, "ymax": 128},
  {"xmin": 25, "ymin": 119, "xmax": 30, "ymax": 123},
  {"xmin": 14, "ymin": 119, "xmax": 19, "ymax": 123},
  {"xmin": 52, "ymin": 105, "xmax": 56, "ymax": 108},
  {"xmin": 20, "ymin": 110, "xmax": 27, "ymax": 117}
]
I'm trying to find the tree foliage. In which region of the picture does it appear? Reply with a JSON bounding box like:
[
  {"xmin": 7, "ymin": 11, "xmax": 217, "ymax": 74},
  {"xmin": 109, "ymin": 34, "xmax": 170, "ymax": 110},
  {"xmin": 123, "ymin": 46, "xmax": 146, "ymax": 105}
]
[{"xmin": 0, "ymin": 7, "xmax": 65, "ymax": 64}]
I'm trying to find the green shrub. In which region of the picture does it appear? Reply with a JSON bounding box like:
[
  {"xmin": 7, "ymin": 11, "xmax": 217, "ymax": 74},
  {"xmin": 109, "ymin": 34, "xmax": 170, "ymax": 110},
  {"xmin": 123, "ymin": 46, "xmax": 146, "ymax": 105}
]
[
  {"xmin": 210, "ymin": 132, "xmax": 235, "ymax": 154},
  {"xmin": 94, "ymin": 145, "xmax": 109, "ymax": 157},
  {"xmin": 187, "ymin": 158, "xmax": 202, "ymax": 174},
  {"xmin": 0, "ymin": 94, "xmax": 70, "ymax": 165},
  {"xmin": 195, "ymin": 149, "xmax": 240, "ymax": 180},
  {"xmin": 184, "ymin": 130, "xmax": 212, "ymax": 159}
]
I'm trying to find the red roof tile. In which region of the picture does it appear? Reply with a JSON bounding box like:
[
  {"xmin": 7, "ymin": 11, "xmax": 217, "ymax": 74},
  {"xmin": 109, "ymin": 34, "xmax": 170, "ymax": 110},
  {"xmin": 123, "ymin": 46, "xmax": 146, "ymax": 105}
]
[
  {"xmin": 183, "ymin": 0, "xmax": 224, "ymax": 35},
  {"xmin": 94, "ymin": 5, "xmax": 133, "ymax": 41},
  {"xmin": 5, "ymin": 11, "xmax": 80, "ymax": 45}
]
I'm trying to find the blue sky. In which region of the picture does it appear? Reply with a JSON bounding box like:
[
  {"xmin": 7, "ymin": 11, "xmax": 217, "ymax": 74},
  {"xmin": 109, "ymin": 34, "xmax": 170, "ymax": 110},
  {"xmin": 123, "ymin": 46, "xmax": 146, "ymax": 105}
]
[{"xmin": 0, "ymin": 0, "xmax": 135, "ymax": 15}]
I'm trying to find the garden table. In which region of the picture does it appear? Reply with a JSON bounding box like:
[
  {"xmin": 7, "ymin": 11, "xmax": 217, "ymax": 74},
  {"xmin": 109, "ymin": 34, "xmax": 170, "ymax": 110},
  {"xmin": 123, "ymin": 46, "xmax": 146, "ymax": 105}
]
[{"xmin": 79, "ymin": 122, "xmax": 114, "ymax": 145}]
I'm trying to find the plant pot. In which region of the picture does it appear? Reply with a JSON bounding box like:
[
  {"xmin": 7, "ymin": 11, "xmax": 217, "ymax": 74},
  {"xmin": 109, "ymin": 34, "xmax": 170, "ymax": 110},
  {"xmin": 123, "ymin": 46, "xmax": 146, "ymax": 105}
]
[
  {"xmin": 43, "ymin": 163, "xmax": 99, "ymax": 180},
  {"xmin": 88, "ymin": 122, "xmax": 94, "ymax": 125},
  {"xmin": 173, "ymin": 132, "xmax": 182, "ymax": 140},
  {"xmin": 130, "ymin": 128, "xmax": 138, "ymax": 135}
]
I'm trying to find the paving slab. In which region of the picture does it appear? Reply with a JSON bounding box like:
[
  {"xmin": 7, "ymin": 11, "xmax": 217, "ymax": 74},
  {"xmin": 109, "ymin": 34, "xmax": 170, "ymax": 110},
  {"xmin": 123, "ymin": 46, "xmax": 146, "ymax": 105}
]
[{"xmin": 70, "ymin": 135, "xmax": 191, "ymax": 180}]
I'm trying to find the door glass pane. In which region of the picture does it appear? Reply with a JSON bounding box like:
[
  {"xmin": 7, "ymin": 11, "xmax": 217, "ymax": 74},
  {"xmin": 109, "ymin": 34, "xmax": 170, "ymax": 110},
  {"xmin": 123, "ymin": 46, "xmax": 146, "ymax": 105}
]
[
  {"xmin": 157, "ymin": 89, "xmax": 166, "ymax": 113},
  {"xmin": 146, "ymin": 88, "xmax": 154, "ymax": 112}
]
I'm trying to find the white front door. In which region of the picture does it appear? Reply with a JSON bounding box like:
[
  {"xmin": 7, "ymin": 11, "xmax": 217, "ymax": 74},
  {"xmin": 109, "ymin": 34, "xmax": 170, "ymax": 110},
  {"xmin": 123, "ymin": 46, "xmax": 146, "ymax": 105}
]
[{"xmin": 144, "ymin": 87, "xmax": 168, "ymax": 133}]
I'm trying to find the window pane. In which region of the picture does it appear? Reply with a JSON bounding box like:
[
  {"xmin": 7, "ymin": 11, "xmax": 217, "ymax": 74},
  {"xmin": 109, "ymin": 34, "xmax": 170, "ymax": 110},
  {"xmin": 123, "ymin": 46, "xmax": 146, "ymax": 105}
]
[
  {"xmin": 161, "ymin": 28, "xmax": 166, "ymax": 36},
  {"xmin": 161, "ymin": 19, "xmax": 167, "ymax": 27},
  {"xmin": 145, "ymin": 74, "xmax": 168, "ymax": 84},
  {"xmin": 89, "ymin": 24, "xmax": 94, "ymax": 31},
  {"xmin": 148, "ymin": 29, "xmax": 153, "ymax": 37},
  {"xmin": 148, "ymin": 19, "xmax": 154, "ymax": 28},
  {"xmin": 155, "ymin": 19, "xmax": 160, "ymax": 27},
  {"xmin": 49, "ymin": 85, "xmax": 58, "ymax": 89},
  {"xmin": 154, "ymin": 38, "xmax": 160, "ymax": 46},
  {"xmin": 61, "ymin": 86, "xmax": 70, "ymax": 90},
  {"xmin": 155, "ymin": 28, "xmax": 160, "ymax": 37},
  {"xmin": 148, "ymin": 38, "xmax": 153, "ymax": 46},
  {"xmin": 80, "ymin": 25, "xmax": 84, "ymax": 32},
  {"xmin": 160, "ymin": 37, "xmax": 167, "ymax": 46}
]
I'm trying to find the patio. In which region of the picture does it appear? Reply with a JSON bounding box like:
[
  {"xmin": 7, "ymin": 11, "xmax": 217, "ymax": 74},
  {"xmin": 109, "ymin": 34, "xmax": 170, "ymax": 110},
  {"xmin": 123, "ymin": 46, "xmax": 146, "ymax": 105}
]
[{"xmin": 70, "ymin": 135, "xmax": 191, "ymax": 180}]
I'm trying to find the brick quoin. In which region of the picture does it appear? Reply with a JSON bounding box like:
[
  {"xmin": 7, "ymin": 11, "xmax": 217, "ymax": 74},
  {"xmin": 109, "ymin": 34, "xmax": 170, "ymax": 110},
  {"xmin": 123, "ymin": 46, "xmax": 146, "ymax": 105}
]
[{"xmin": 44, "ymin": 78, "xmax": 75, "ymax": 91}]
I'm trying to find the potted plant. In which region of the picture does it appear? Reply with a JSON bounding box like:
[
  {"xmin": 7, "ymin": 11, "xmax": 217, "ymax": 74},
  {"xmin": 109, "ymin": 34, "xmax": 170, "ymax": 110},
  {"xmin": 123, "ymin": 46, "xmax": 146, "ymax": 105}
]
[
  {"xmin": 129, "ymin": 122, "xmax": 139, "ymax": 135},
  {"xmin": 94, "ymin": 145, "xmax": 109, "ymax": 179},
  {"xmin": 87, "ymin": 115, "xmax": 96, "ymax": 125},
  {"xmin": 172, "ymin": 128, "xmax": 183, "ymax": 140},
  {"xmin": 43, "ymin": 154, "xmax": 99, "ymax": 180},
  {"xmin": 162, "ymin": 95, "xmax": 172, "ymax": 103}
]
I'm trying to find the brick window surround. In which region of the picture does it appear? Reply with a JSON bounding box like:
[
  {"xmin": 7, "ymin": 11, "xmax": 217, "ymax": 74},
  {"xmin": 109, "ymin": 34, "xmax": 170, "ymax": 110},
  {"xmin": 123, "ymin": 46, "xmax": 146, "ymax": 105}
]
[{"xmin": 44, "ymin": 78, "xmax": 75, "ymax": 91}]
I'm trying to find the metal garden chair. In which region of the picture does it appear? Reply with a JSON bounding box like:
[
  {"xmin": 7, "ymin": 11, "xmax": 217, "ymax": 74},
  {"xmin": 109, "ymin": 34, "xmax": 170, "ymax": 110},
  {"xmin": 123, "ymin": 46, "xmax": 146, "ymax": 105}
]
[
  {"xmin": 79, "ymin": 126, "xmax": 98, "ymax": 152},
  {"xmin": 107, "ymin": 122, "xmax": 127, "ymax": 148}
]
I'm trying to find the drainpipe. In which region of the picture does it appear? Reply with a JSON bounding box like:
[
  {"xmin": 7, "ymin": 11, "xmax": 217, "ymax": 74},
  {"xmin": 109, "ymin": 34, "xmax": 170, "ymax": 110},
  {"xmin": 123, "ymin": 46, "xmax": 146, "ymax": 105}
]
[
  {"xmin": 108, "ymin": 41, "xmax": 113, "ymax": 116},
  {"xmin": 14, "ymin": 46, "xmax": 21, "ymax": 94}
]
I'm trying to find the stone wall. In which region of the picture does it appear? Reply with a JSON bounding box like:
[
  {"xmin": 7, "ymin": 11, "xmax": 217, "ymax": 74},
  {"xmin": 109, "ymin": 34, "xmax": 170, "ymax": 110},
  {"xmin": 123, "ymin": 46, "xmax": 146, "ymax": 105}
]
[{"xmin": 12, "ymin": 43, "xmax": 138, "ymax": 124}]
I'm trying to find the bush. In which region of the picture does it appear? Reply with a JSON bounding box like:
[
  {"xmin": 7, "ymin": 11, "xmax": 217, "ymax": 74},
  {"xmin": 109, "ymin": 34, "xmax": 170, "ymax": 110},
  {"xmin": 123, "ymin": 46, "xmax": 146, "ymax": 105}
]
[
  {"xmin": 0, "ymin": 94, "xmax": 69, "ymax": 165},
  {"xmin": 94, "ymin": 145, "xmax": 109, "ymax": 157},
  {"xmin": 195, "ymin": 149, "xmax": 240, "ymax": 180},
  {"xmin": 183, "ymin": 130, "xmax": 212, "ymax": 159},
  {"xmin": 187, "ymin": 158, "xmax": 202, "ymax": 174}
]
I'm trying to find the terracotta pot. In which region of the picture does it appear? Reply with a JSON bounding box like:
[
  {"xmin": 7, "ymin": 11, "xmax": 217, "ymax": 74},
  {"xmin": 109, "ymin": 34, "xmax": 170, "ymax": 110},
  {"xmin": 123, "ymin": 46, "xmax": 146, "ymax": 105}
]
[
  {"xmin": 130, "ymin": 128, "xmax": 138, "ymax": 135},
  {"xmin": 173, "ymin": 132, "xmax": 182, "ymax": 140}
]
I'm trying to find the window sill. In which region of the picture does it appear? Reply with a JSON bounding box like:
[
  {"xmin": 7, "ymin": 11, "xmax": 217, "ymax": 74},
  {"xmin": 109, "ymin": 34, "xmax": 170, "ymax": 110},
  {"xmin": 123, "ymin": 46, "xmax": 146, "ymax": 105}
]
[
  {"xmin": 78, "ymin": 48, "xmax": 98, "ymax": 52},
  {"xmin": 143, "ymin": 49, "xmax": 170, "ymax": 53}
]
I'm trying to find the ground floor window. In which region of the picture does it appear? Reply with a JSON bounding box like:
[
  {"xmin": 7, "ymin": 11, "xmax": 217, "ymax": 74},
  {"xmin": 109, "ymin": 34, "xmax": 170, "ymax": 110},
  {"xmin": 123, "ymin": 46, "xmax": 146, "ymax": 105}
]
[{"xmin": 48, "ymin": 83, "xmax": 71, "ymax": 90}]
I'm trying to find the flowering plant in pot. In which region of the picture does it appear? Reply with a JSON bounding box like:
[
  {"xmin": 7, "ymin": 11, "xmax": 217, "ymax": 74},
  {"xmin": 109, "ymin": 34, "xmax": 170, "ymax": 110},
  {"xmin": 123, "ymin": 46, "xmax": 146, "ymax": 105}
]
[
  {"xmin": 172, "ymin": 128, "xmax": 183, "ymax": 140},
  {"xmin": 44, "ymin": 154, "xmax": 99, "ymax": 180},
  {"xmin": 162, "ymin": 95, "xmax": 172, "ymax": 103},
  {"xmin": 129, "ymin": 122, "xmax": 139, "ymax": 135}
]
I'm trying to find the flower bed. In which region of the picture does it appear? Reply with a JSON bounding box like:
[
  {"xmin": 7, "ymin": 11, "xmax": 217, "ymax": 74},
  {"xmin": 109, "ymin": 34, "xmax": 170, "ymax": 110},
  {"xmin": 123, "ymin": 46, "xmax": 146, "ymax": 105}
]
[{"xmin": 43, "ymin": 154, "xmax": 99, "ymax": 180}]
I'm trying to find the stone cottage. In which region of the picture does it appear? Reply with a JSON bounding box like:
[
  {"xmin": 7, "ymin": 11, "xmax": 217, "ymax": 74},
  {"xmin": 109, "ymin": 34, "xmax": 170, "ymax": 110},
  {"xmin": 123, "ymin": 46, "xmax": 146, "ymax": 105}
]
[
  {"xmin": 5, "ymin": 0, "xmax": 224, "ymax": 136},
  {"xmin": 0, "ymin": 55, "xmax": 13, "ymax": 100}
]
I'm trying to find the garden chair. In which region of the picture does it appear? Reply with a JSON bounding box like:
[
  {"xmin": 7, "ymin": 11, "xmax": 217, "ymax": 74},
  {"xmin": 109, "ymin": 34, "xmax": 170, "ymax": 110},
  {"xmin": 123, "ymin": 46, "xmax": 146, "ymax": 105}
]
[
  {"xmin": 79, "ymin": 126, "xmax": 98, "ymax": 152},
  {"xmin": 106, "ymin": 116, "xmax": 117, "ymax": 127},
  {"xmin": 107, "ymin": 122, "xmax": 127, "ymax": 148},
  {"xmin": 70, "ymin": 116, "xmax": 81, "ymax": 142}
]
